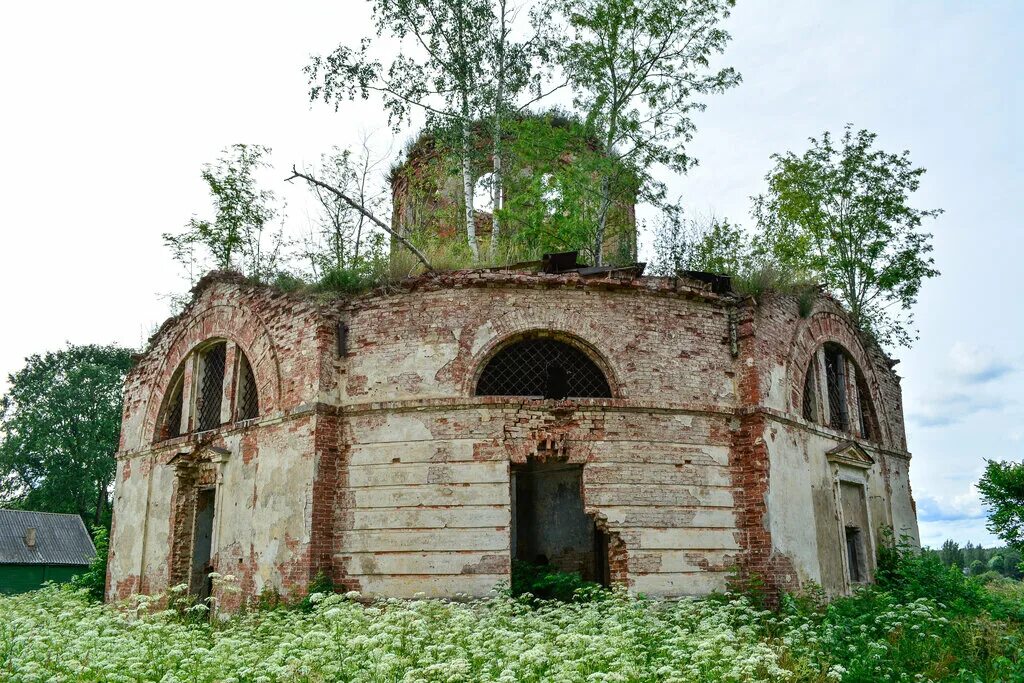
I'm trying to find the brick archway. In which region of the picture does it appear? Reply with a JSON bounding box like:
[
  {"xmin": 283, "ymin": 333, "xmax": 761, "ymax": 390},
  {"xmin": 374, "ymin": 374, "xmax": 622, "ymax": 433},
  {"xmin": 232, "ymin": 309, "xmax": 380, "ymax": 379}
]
[
  {"xmin": 786, "ymin": 311, "xmax": 891, "ymax": 447},
  {"xmin": 469, "ymin": 329, "xmax": 619, "ymax": 400},
  {"xmin": 142, "ymin": 304, "xmax": 283, "ymax": 441},
  {"xmin": 459, "ymin": 305, "xmax": 624, "ymax": 399}
]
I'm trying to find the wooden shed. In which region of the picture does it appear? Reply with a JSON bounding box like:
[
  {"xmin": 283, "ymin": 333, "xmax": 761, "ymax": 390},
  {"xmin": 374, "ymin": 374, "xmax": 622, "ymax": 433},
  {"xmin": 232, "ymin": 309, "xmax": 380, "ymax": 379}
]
[{"xmin": 0, "ymin": 509, "xmax": 96, "ymax": 594}]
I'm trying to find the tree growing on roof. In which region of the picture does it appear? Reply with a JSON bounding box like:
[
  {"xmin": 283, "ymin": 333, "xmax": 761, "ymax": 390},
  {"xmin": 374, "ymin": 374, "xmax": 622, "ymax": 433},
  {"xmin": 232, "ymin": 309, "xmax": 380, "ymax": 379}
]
[
  {"xmin": 650, "ymin": 208, "xmax": 753, "ymax": 277},
  {"xmin": 752, "ymin": 126, "xmax": 942, "ymax": 348},
  {"xmin": 163, "ymin": 144, "xmax": 284, "ymax": 284},
  {"xmin": 545, "ymin": 0, "xmax": 741, "ymax": 264},
  {"xmin": 299, "ymin": 136, "xmax": 391, "ymax": 280},
  {"xmin": 307, "ymin": 0, "xmax": 544, "ymax": 261}
]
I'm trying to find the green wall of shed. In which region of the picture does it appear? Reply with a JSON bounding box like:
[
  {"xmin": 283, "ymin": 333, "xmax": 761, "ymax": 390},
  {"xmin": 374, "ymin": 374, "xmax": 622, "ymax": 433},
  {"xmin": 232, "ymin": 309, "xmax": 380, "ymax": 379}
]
[{"xmin": 0, "ymin": 564, "xmax": 86, "ymax": 594}]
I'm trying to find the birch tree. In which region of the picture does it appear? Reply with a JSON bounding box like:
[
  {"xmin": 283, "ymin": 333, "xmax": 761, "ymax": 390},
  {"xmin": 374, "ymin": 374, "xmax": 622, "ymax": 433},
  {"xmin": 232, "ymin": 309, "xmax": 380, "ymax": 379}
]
[
  {"xmin": 547, "ymin": 0, "xmax": 740, "ymax": 264},
  {"xmin": 303, "ymin": 136, "xmax": 390, "ymax": 278},
  {"xmin": 308, "ymin": 0, "xmax": 493, "ymax": 259}
]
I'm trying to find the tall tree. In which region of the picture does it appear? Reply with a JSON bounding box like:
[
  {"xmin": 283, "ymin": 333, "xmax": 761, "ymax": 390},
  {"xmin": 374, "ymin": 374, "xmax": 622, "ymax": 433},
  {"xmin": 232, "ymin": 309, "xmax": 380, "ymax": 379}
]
[
  {"xmin": 0, "ymin": 344, "xmax": 134, "ymax": 528},
  {"xmin": 164, "ymin": 144, "xmax": 281, "ymax": 283},
  {"xmin": 548, "ymin": 0, "xmax": 740, "ymax": 264},
  {"xmin": 752, "ymin": 126, "xmax": 942, "ymax": 348},
  {"xmin": 939, "ymin": 539, "xmax": 965, "ymax": 569},
  {"xmin": 978, "ymin": 459, "xmax": 1024, "ymax": 553},
  {"xmin": 308, "ymin": 0, "xmax": 494, "ymax": 259}
]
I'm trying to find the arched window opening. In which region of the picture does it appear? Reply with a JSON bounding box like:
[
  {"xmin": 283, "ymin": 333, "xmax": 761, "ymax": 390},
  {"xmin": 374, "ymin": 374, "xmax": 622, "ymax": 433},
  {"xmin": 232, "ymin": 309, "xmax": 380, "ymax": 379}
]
[
  {"xmin": 473, "ymin": 171, "xmax": 496, "ymax": 213},
  {"xmin": 196, "ymin": 342, "xmax": 226, "ymax": 432},
  {"xmin": 236, "ymin": 352, "xmax": 259, "ymax": 421},
  {"xmin": 159, "ymin": 370, "xmax": 185, "ymax": 440},
  {"xmin": 801, "ymin": 359, "xmax": 818, "ymax": 422},
  {"xmin": 540, "ymin": 173, "xmax": 561, "ymax": 215},
  {"xmin": 476, "ymin": 337, "xmax": 612, "ymax": 399},
  {"xmin": 857, "ymin": 373, "xmax": 877, "ymax": 440},
  {"xmin": 801, "ymin": 342, "xmax": 879, "ymax": 442},
  {"xmin": 824, "ymin": 344, "xmax": 850, "ymax": 432}
]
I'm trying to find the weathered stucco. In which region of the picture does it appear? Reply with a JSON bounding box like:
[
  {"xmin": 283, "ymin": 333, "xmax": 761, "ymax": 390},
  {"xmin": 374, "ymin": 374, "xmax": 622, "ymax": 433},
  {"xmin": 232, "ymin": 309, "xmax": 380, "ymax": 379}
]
[{"xmin": 108, "ymin": 269, "xmax": 920, "ymax": 607}]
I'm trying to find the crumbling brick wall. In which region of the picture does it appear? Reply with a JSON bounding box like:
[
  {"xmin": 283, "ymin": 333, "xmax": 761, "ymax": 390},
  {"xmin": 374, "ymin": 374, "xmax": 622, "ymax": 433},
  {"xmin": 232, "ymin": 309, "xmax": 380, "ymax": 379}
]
[{"xmin": 108, "ymin": 270, "xmax": 919, "ymax": 607}]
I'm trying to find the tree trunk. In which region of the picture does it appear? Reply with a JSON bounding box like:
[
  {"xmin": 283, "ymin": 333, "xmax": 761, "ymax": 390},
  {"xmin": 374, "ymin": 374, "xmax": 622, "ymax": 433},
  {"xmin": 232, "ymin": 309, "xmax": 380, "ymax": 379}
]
[
  {"xmin": 489, "ymin": 0, "xmax": 507, "ymax": 261},
  {"xmin": 462, "ymin": 116, "xmax": 480, "ymax": 260},
  {"xmin": 593, "ymin": 119, "xmax": 620, "ymax": 267},
  {"xmin": 594, "ymin": 176, "xmax": 613, "ymax": 267},
  {"xmin": 490, "ymin": 125, "xmax": 503, "ymax": 259}
]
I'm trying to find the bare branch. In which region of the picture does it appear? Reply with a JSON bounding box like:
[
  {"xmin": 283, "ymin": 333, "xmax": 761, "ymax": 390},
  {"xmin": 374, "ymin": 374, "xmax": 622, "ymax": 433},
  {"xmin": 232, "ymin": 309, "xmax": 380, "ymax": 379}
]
[{"xmin": 286, "ymin": 166, "xmax": 433, "ymax": 271}]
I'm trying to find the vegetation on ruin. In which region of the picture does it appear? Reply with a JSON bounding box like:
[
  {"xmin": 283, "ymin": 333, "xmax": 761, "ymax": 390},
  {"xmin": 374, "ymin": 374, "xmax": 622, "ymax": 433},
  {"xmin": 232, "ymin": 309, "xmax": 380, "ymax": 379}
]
[
  {"xmin": 3, "ymin": 537, "xmax": 1024, "ymax": 682},
  {"xmin": 649, "ymin": 125, "xmax": 941, "ymax": 347},
  {"xmin": 306, "ymin": 0, "xmax": 739, "ymax": 263},
  {"xmin": 158, "ymin": 0, "xmax": 939, "ymax": 352}
]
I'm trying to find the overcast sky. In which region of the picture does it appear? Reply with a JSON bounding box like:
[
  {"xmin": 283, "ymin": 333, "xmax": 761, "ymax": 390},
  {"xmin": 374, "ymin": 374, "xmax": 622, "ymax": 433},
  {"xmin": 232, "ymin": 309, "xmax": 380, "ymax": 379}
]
[{"xmin": 1, "ymin": 1, "xmax": 1021, "ymax": 548}]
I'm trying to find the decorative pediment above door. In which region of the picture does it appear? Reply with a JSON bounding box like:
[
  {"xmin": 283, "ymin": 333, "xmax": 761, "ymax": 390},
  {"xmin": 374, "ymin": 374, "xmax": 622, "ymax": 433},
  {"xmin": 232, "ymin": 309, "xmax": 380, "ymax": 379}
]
[{"xmin": 826, "ymin": 441, "xmax": 874, "ymax": 470}]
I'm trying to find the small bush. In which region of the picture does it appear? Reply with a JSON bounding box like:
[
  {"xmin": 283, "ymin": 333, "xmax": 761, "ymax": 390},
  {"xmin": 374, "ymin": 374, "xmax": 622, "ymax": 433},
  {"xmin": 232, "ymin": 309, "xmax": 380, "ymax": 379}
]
[
  {"xmin": 269, "ymin": 271, "xmax": 308, "ymax": 292},
  {"xmin": 875, "ymin": 529, "xmax": 989, "ymax": 615},
  {"xmin": 510, "ymin": 560, "xmax": 605, "ymax": 602},
  {"xmin": 298, "ymin": 570, "xmax": 334, "ymax": 611},
  {"xmin": 69, "ymin": 526, "xmax": 108, "ymax": 601}
]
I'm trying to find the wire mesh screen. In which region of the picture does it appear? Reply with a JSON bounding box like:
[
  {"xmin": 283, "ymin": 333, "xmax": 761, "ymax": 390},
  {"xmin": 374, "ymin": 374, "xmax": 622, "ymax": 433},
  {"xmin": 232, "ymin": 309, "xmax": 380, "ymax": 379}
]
[
  {"xmin": 162, "ymin": 375, "xmax": 184, "ymax": 439},
  {"xmin": 237, "ymin": 353, "xmax": 259, "ymax": 421},
  {"xmin": 801, "ymin": 363, "xmax": 817, "ymax": 422},
  {"xmin": 857, "ymin": 374, "xmax": 875, "ymax": 440},
  {"xmin": 197, "ymin": 343, "xmax": 226, "ymax": 431},
  {"xmin": 825, "ymin": 346, "xmax": 850, "ymax": 432},
  {"xmin": 476, "ymin": 338, "xmax": 612, "ymax": 399}
]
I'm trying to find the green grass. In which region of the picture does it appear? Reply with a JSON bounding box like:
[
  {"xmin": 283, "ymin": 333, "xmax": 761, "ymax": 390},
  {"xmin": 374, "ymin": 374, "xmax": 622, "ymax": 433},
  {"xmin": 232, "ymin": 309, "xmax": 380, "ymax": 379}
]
[{"xmin": 3, "ymin": 550, "xmax": 1023, "ymax": 683}]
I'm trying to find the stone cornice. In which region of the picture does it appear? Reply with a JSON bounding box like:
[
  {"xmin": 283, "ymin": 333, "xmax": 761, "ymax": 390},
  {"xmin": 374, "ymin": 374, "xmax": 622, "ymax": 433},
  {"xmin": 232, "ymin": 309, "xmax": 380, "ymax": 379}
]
[{"xmin": 117, "ymin": 394, "xmax": 911, "ymax": 463}]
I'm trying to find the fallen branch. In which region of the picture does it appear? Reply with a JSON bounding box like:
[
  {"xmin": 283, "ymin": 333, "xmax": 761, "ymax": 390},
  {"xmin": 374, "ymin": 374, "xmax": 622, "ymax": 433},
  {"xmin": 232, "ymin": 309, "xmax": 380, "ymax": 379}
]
[{"xmin": 286, "ymin": 166, "xmax": 432, "ymax": 271}]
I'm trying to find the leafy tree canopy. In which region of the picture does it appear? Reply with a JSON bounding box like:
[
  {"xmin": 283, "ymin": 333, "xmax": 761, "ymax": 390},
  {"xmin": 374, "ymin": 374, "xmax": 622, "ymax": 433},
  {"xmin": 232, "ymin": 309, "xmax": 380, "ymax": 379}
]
[
  {"xmin": 163, "ymin": 144, "xmax": 282, "ymax": 286},
  {"xmin": 0, "ymin": 344, "xmax": 134, "ymax": 528},
  {"xmin": 549, "ymin": 0, "xmax": 740, "ymax": 263},
  {"xmin": 752, "ymin": 125, "xmax": 941, "ymax": 347},
  {"xmin": 978, "ymin": 459, "xmax": 1024, "ymax": 552}
]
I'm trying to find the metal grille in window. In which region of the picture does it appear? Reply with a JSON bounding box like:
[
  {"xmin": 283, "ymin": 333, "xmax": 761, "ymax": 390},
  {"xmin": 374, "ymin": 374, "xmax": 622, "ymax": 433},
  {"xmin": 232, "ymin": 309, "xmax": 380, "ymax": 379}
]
[
  {"xmin": 802, "ymin": 361, "xmax": 818, "ymax": 422},
  {"xmin": 161, "ymin": 374, "xmax": 184, "ymax": 439},
  {"xmin": 857, "ymin": 374, "xmax": 875, "ymax": 440},
  {"xmin": 825, "ymin": 345, "xmax": 850, "ymax": 432},
  {"xmin": 236, "ymin": 353, "xmax": 259, "ymax": 421},
  {"xmin": 197, "ymin": 343, "xmax": 226, "ymax": 431},
  {"xmin": 475, "ymin": 338, "xmax": 611, "ymax": 399}
]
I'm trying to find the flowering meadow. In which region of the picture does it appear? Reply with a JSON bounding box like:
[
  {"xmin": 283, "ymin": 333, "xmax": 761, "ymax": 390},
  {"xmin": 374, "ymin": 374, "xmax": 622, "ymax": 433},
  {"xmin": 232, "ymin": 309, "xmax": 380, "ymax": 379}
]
[{"xmin": 2, "ymin": 576, "xmax": 1022, "ymax": 683}]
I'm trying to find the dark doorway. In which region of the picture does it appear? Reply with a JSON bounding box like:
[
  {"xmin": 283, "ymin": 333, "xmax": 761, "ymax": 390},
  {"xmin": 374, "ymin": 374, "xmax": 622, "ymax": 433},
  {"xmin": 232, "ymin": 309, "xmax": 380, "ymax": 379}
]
[
  {"xmin": 845, "ymin": 526, "xmax": 864, "ymax": 583},
  {"xmin": 189, "ymin": 488, "xmax": 216, "ymax": 600},
  {"xmin": 510, "ymin": 462, "xmax": 609, "ymax": 585}
]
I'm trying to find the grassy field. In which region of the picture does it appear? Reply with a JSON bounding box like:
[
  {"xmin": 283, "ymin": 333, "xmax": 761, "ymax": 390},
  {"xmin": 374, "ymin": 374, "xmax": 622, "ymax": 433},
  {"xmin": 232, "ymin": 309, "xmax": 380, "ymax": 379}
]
[
  {"xmin": 2, "ymin": 548, "xmax": 1023, "ymax": 682},
  {"xmin": 0, "ymin": 587, "xmax": 1020, "ymax": 682}
]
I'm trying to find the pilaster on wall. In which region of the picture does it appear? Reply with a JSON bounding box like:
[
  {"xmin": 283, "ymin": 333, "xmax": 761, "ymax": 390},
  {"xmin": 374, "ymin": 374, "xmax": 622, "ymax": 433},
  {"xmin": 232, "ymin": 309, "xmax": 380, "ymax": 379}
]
[
  {"xmin": 310, "ymin": 408, "xmax": 344, "ymax": 587},
  {"xmin": 731, "ymin": 302, "xmax": 799, "ymax": 599}
]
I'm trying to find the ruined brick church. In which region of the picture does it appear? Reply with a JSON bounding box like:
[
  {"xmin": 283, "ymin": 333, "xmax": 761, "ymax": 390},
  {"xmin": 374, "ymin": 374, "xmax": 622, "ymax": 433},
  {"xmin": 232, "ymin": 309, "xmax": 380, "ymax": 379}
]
[{"xmin": 107, "ymin": 130, "xmax": 920, "ymax": 607}]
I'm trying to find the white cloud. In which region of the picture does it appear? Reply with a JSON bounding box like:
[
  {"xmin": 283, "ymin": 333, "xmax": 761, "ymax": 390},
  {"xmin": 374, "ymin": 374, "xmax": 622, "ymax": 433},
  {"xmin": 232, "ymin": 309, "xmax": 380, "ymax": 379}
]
[
  {"xmin": 919, "ymin": 518, "xmax": 999, "ymax": 549},
  {"xmin": 948, "ymin": 341, "xmax": 1017, "ymax": 384}
]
